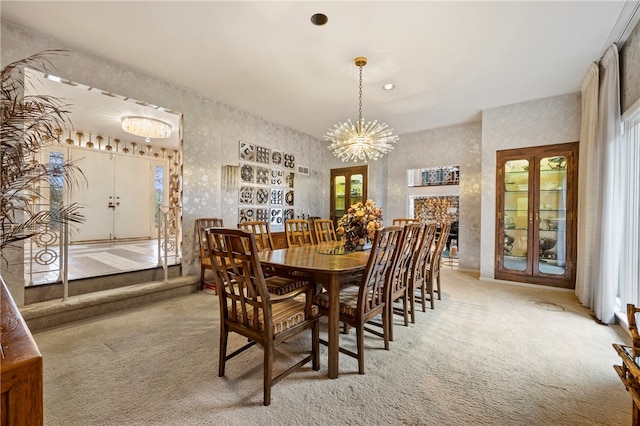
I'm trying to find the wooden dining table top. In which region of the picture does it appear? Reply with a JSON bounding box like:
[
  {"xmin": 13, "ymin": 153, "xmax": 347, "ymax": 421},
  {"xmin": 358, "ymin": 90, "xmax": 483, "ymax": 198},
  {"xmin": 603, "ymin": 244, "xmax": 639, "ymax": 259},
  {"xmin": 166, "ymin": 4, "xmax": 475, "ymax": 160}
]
[{"xmin": 257, "ymin": 242, "xmax": 370, "ymax": 274}]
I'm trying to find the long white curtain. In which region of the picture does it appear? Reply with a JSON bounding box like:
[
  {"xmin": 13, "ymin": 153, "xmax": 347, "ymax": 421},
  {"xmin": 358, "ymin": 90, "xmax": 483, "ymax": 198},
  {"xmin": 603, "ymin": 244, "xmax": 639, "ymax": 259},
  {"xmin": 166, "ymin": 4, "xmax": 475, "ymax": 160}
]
[
  {"xmin": 592, "ymin": 45, "xmax": 622, "ymax": 324},
  {"xmin": 575, "ymin": 63, "xmax": 599, "ymax": 306}
]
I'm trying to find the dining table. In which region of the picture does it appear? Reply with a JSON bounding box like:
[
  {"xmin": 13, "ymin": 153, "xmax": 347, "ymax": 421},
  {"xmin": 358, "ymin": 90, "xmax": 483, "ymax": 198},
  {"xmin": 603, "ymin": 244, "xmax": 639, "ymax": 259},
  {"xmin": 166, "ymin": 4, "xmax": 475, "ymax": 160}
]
[{"xmin": 258, "ymin": 242, "xmax": 370, "ymax": 379}]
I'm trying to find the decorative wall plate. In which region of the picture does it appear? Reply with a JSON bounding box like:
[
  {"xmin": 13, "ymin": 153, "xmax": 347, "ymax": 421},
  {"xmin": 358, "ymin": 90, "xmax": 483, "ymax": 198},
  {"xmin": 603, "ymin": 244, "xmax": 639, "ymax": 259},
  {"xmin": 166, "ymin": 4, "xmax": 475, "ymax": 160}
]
[
  {"xmin": 271, "ymin": 169, "xmax": 283, "ymax": 186},
  {"xmin": 285, "ymin": 190, "xmax": 294, "ymax": 206},
  {"xmin": 271, "ymin": 151, "xmax": 283, "ymax": 166},
  {"xmin": 239, "ymin": 186, "xmax": 254, "ymax": 204},
  {"xmin": 284, "ymin": 208, "xmax": 295, "ymax": 221},
  {"xmin": 256, "ymin": 208, "xmax": 269, "ymax": 221},
  {"xmin": 284, "ymin": 153, "xmax": 295, "ymax": 169},
  {"xmin": 270, "ymin": 208, "xmax": 283, "ymax": 226},
  {"xmin": 241, "ymin": 164, "xmax": 254, "ymax": 183},
  {"xmin": 270, "ymin": 189, "xmax": 283, "ymax": 205},
  {"xmin": 256, "ymin": 188, "xmax": 269, "ymax": 204},
  {"xmin": 239, "ymin": 141, "xmax": 255, "ymax": 161},
  {"xmin": 256, "ymin": 146, "xmax": 270, "ymax": 164},
  {"xmin": 238, "ymin": 208, "xmax": 254, "ymax": 223},
  {"xmin": 286, "ymin": 172, "xmax": 295, "ymax": 188},
  {"xmin": 256, "ymin": 167, "xmax": 269, "ymax": 185}
]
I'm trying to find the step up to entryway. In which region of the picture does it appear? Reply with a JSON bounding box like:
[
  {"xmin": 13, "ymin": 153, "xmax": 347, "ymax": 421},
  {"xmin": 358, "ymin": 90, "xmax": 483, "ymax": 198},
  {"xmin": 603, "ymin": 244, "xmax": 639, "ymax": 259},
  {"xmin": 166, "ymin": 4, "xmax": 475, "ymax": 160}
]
[{"xmin": 20, "ymin": 266, "xmax": 202, "ymax": 332}]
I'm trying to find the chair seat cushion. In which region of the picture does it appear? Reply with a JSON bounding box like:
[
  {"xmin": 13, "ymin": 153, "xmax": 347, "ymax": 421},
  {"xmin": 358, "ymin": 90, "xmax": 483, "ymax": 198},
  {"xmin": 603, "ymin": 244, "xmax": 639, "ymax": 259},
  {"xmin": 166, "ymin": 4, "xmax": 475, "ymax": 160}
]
[
  {"xmin": 228, "ymin": 296, "xmax": 318, "ymax": 335},
  {"xmin": 313, "ymin": 284, "xmax": 359, "ymax": 318},
  {"xmin": 265, "ymin": 276, "xmax": 309, "ymax": 296}
]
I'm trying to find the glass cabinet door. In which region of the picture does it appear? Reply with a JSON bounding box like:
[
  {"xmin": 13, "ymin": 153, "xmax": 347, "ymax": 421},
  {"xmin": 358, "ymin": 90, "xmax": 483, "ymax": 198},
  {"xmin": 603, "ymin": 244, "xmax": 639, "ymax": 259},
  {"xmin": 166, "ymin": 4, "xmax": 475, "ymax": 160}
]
[
  {"xmin": 330, "ymin": 166, "xmax": 368, "ymax": 226},
  {"xmin": 536, "ymin": 155, "xmax": 568, "ymax": 276},
  {"xmin": 502, "ymin": 158, "xmax": 530, "ymax": 272}
]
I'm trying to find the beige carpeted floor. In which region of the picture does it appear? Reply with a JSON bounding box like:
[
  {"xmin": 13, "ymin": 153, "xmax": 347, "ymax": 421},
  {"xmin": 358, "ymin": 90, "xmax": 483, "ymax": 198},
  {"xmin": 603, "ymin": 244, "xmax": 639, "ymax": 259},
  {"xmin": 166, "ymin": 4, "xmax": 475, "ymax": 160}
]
[{"xmin": 33, "ymin": 269, "xmax": 633, "ymax": 425}]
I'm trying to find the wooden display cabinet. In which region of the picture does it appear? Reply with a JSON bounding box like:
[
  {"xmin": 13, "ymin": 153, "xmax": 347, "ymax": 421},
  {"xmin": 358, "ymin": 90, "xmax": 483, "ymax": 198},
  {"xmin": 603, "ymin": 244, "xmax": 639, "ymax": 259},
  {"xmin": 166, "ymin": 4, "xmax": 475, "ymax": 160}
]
[
  {"xmin": 495, "ymin": 142, "xmax": 578, "ymax": 288},
  {"xmin": 330, "ymin": 165, "xmax": 367, "ymax": 227}
]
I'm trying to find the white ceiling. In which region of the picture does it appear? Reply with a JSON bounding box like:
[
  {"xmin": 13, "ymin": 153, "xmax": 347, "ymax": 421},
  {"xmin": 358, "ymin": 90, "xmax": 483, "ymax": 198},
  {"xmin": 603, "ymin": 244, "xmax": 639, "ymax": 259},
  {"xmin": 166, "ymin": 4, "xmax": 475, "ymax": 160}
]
[{"xmin": 2, "ymin": 1, "xmax": 637, "ymax": 141}]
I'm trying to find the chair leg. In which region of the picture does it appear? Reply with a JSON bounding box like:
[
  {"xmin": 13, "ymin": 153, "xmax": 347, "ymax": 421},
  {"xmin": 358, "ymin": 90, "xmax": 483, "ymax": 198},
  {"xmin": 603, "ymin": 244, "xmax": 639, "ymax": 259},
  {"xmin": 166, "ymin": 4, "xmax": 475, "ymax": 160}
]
[
  {"xmin": 264, "ymin": 345, "xmax": 273, "ymax": 406},
  {"xmin": 382, "ymin": 306, "xmax": 390, "ymax": 351},
  {"xmin": 218, "ymin": 329, "xmax": 228, "ymax": 377},
  {"xmin": 388, "ymin": 302, "xmax": 394, "ymax": 342},
  {"xmin": 356, "ymin": 325, "xmax": 365, "ymax": 374},
  {"xmin": 403, "ymin": 293, "xmax": 409, "ymax": 326},
  {"xmin": 200, "ymin": 266, "xmax": 205, "ymax": 289},
  {"xmin": 409, "ymin": 287, "xmax": 416, "ymax": 324},
  {"xmin": 436, "ymin": 271, "xmax": 442, "ymax": 300},
  {"xmin": 421, "ymin": 281, "xmax": 427, "ymax": 312},
  {"xmin": 312, "ymin": 320, "xmax": 320, "ymax": 371}
]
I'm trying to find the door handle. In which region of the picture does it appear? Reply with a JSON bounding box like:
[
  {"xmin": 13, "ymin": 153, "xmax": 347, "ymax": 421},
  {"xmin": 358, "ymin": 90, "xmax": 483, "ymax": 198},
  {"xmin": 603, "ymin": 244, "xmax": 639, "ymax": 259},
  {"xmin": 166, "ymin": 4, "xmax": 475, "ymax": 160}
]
[{"xmin": 108, "ymin": 202, "xmax": 116, "ymax": 209}]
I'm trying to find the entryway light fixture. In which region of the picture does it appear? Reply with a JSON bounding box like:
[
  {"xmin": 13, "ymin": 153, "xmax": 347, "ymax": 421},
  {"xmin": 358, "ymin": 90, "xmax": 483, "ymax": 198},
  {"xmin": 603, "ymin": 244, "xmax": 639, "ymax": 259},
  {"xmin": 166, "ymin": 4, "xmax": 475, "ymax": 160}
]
[
  {"xmin": 121, "ymin": 116, "xmax": 172, "ymax": 139},
  {"xmin": 326, "ymin": 56, "xmax": 398, "ymax": 162}
]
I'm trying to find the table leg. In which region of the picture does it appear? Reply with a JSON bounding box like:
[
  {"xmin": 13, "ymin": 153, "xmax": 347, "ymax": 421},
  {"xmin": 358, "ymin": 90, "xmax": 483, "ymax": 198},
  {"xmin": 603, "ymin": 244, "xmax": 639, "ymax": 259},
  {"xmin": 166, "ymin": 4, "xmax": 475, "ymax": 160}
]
[{"xmin": 327, "ymin": 274, "xmax": 340, "ymax": 379}]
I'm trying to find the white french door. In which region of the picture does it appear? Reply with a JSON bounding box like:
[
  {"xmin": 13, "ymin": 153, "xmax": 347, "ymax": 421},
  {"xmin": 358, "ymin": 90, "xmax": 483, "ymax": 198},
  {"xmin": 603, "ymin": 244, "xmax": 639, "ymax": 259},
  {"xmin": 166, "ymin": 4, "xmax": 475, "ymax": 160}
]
[{"xmin": 70, "ymin": 147, "xmax": 162, "ymax": 242}]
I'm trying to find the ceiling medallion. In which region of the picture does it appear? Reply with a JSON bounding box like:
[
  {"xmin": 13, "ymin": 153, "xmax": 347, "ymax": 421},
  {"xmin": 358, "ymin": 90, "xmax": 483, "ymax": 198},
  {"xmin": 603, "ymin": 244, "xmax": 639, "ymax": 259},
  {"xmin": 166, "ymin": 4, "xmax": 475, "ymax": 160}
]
[{"xmin": 326, "ymin": 56, "xmax": 398, "ymax": 162}]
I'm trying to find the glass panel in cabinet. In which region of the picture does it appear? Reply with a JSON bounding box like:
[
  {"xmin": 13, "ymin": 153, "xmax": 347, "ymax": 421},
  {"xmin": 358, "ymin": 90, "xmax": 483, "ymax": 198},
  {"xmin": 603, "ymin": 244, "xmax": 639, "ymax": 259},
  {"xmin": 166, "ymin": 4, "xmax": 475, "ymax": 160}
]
[
  {"xmin": 350, "ymin": 174, "xmax": 363, "ymax": 205},
  {"xmin": 538, "ymin": 156, "xmax": 567, "ymax": 275},
  {"xmin": 503, "ymin": 159, "xmax": 529, "ymax": 271},
  {"xmin": 334, "ymin": 175, "xmax": 346, "ymax": 218}
]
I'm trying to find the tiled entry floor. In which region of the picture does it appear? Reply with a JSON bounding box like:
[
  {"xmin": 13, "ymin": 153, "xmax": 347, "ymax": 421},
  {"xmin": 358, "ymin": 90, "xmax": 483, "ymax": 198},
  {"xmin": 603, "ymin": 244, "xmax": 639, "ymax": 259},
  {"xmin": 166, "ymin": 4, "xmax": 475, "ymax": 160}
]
[{"xmin": 25, "ymin": 239, "xmax": 180, "ymax": 286}]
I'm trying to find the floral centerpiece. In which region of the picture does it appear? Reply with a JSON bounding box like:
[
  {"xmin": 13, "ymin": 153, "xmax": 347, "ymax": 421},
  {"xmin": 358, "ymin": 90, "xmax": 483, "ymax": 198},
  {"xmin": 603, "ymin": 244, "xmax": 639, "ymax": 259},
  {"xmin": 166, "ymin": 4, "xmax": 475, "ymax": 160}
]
[{"xmin": 336, "ymin": 199, "xmax": 383, "ymax": 251}]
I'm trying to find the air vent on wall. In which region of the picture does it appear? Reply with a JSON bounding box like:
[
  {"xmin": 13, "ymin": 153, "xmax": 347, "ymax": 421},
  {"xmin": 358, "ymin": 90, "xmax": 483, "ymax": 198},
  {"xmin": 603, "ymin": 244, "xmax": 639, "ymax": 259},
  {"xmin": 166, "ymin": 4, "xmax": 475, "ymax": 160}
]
[{"xmin": 297, "ymin": 165, "xmax": 309, "ymax": 175}]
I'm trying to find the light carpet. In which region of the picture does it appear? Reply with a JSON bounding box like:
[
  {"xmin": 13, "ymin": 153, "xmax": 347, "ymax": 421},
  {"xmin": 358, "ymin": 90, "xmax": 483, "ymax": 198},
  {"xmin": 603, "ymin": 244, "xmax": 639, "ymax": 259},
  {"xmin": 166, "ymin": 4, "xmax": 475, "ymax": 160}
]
[{"xmin": 33, "ymin": 269, "xmax": 632, "ymax": 425}]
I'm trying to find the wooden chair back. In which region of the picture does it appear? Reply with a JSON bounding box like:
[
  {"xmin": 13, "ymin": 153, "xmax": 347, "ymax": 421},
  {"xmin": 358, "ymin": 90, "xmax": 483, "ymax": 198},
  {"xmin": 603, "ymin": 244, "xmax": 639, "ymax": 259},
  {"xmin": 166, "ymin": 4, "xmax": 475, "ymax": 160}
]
[
  {"xmin": 409, "ymin": 223, "xmax": 438, "ymax": 313},
  {"xmin": 238, "ymin": 220, "xmax": 274, "ymax": 251},
  {"xmin": 392, "ymin": 218, "xmax": 421, "ymax": 226},
  {"xmin": 196, "ymin": 218, "xmax": 224, "ymax": 259},
  {"xmin": 195, "ymin": 217, "xmax": 223, "ymax": 290},
  {"xmin": 205, "ymin": 227, "xmax": 319, "ymax": 405},
  {"xmin": 430, "ymin": 222, "xmax": 452, "ymax": 300},
  {"xmin": 359, "ymin": 226, "xmax": 404, "ymax": 317},
  {"xmin": 285, "ymin": 219, "xmax": 313, "ymax": 247},
  {"xmin": 387, "ymin": 222, "xmax": 422, "ymax": 339},
  {"xmin": 314, "ymin": 219, "xmax": 337, "ymax": 243}
]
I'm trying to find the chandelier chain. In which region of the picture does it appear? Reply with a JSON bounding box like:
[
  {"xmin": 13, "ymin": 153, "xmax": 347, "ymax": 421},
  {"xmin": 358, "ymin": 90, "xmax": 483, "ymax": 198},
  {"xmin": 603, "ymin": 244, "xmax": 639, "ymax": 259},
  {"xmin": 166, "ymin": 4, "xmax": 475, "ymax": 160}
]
[{"xmin": 358, "ymin": 64, "xmax": 363, "ymax": 126}]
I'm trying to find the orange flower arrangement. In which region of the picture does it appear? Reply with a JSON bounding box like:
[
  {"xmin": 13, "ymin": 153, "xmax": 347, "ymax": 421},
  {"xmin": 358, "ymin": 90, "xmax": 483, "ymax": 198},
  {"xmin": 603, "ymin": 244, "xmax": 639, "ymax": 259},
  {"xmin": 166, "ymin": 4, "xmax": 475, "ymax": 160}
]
[{"xmin": 336, "ymin": 199, "xmax": 383, "ymax": 251}]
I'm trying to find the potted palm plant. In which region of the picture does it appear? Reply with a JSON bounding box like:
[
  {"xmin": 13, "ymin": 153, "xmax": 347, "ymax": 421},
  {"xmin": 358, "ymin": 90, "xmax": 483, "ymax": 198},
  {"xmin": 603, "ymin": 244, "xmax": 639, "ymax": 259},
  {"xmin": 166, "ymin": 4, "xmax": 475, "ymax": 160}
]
[{"xmin": 1, "ymin": 50, "xmax": 85, "ymax": 289}]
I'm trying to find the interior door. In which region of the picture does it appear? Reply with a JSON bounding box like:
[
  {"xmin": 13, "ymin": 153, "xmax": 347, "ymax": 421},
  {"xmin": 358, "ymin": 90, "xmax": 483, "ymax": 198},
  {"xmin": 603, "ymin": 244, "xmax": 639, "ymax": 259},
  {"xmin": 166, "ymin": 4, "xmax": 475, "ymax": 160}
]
[
  {"xmin": 330, "ymin": 165, "xmax": 368, "ymax": 226},
  {"xmin": 70, "ymin": 148, "xmax": 114, "ymax": 241},
  {"xmin": 113, "ymin": 155, "xmax": 152, "ymax": 239}
]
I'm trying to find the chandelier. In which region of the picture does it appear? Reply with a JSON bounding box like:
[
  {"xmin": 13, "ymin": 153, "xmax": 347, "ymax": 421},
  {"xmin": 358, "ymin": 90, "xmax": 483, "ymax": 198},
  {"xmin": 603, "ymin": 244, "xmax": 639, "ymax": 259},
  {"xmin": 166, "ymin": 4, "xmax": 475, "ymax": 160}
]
[
  {"xmin": 326, "ymin": 57, "xmax": 398, "ymax": 162},
  {"xmin": 121, "ymin": 116, "xmax": 172, "ymax": 139}
]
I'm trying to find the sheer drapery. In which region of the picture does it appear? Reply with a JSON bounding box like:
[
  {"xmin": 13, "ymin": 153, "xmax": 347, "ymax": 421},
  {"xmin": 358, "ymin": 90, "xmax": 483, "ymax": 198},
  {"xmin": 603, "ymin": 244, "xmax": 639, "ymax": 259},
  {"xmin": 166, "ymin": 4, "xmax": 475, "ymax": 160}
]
[
  {"xmin": 575, "ymin": 63, "xmax": 599, "ymax": 306},
  {"xmin": 618, "ymin": 106, "xmax": 640, "ymax": 311},
  {"xmin": 592, "ymin": 45, "xmax": 622, "ymax": 324}
]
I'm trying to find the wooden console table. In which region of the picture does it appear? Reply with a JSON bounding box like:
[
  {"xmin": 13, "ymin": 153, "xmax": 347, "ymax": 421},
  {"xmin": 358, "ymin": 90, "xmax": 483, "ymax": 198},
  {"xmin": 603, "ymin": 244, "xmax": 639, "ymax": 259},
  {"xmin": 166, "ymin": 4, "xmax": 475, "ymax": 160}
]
[
  {"xmin": 1, "ymin": 278, "xmax": 43, "ymax": 426},
  {"xmin": 613, "ymin": 343, "xmax": 640, "ymax": 425}
]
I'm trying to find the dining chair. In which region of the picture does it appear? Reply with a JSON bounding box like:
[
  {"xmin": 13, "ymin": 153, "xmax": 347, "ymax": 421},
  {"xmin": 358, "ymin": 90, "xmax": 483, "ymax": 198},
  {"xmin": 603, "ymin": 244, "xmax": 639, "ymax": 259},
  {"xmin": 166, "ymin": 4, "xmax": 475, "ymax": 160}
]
[
  {"xmin": 313, "ymin": 219, "xmax": 337, "ymax": 243},
  {"xmin": 430, "ymin": 222, "xmax": 452, "ymax": 301},
  {"xmin": 408, "ymin": 223, "xmax": 438, "ymax": 315},
  {"xmin": 285, "ymin": 219, "xmax": 314, "ymax": 247},
  {"xmin": 392, "ymin": 218, "xmax": 421, "ymax": 226},
  {"xmin": 387, "ymin": 222, "xmax": 422, "ymax": 341},
  {"xmin": 237, "ymin": 220, "xmax": 274, "ymax": 251},
  {"xmin": 195, "ymin": 217, "xmax": 223, "ymax": 291},
  {"xmin": 206, "ymin": 228, "xmax": 320, "ymax": 406},
  {"xmin": 313, "ymin": 226, "xmax": 403, "ymax": 374}
]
